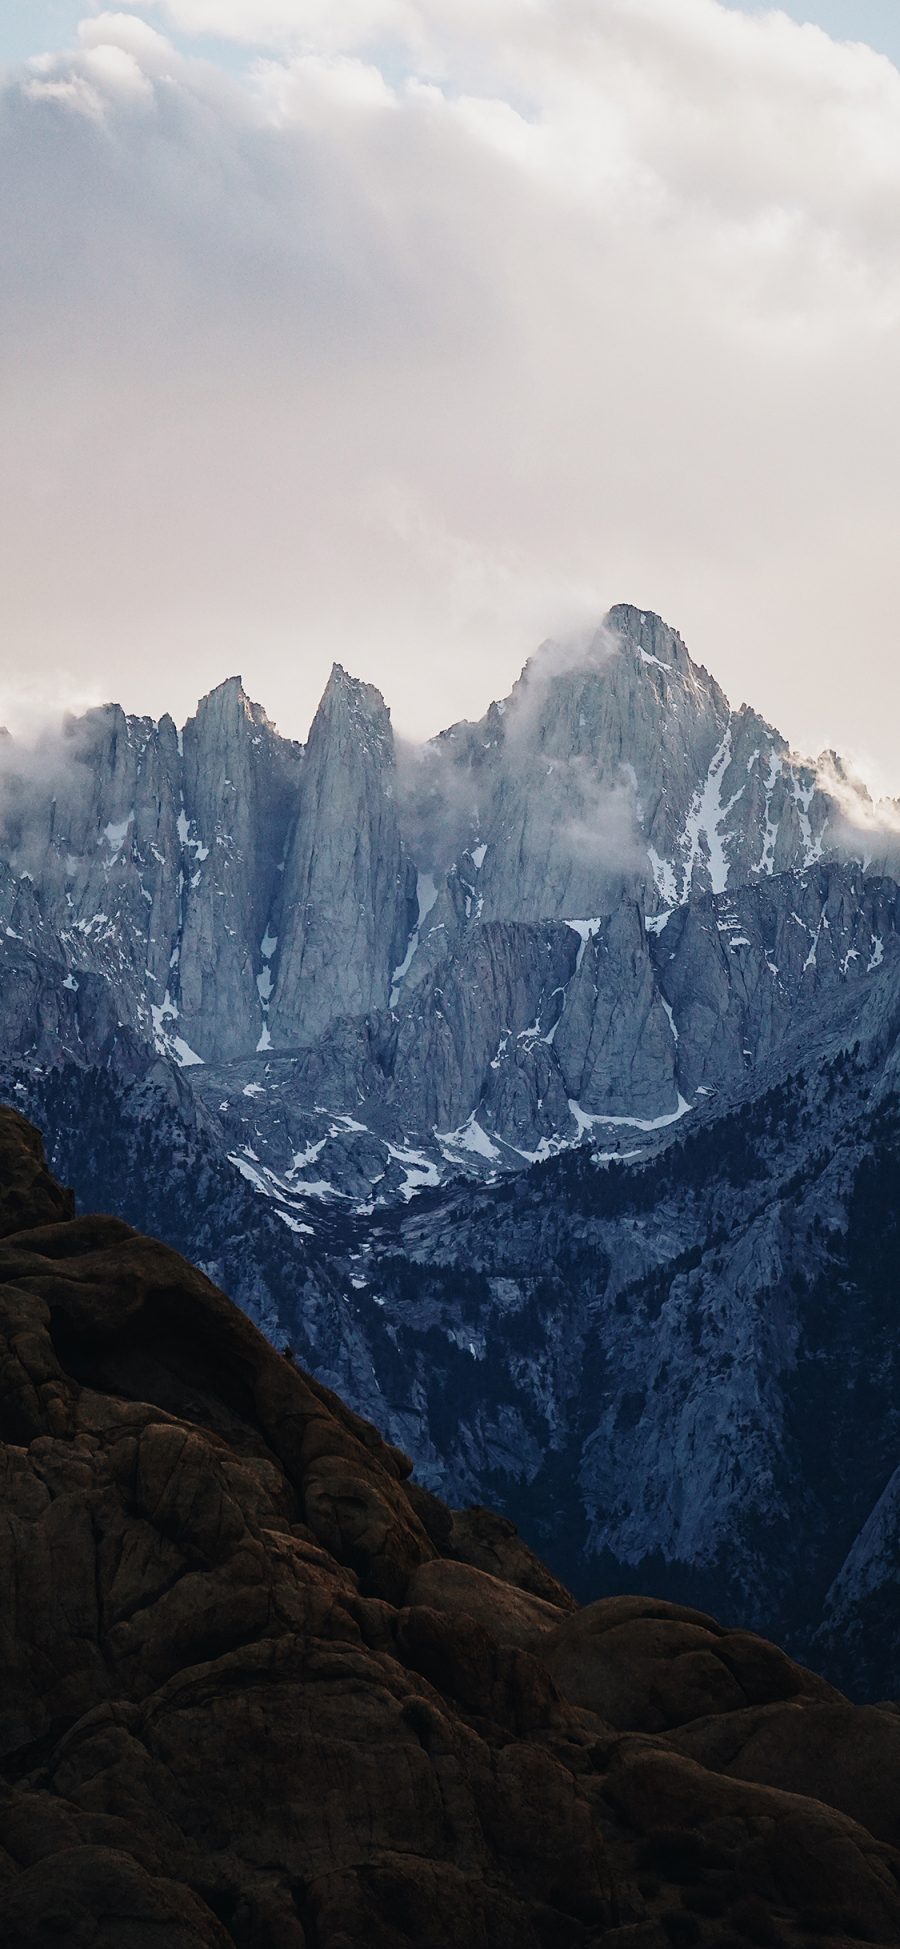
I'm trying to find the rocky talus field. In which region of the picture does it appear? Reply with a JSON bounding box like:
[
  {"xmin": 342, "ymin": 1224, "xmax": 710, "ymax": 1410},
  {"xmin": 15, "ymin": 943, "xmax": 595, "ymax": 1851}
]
[{"xmin": 1, "ymin": 1106, "xmax": 899, "ymax": 1949}]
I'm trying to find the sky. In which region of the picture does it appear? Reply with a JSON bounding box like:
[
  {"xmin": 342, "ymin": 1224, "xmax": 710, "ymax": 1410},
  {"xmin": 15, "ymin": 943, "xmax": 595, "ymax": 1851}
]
[{"xmin": 1, "ymin": 1, "xmax": 899, "ymax": 787}]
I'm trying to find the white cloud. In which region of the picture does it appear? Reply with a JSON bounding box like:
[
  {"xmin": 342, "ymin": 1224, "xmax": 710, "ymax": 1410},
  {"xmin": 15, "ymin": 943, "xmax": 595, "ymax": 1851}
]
[
  {"xmin": 77, "ymin": 14, "xmax": 182, "ymax": 68},
  {"xmin": 22, "ymin": 72, "xmax": 105, "ymax": 117},
  {"xmin": 815, "ymin": 752, "xmax": 900, "ymax": 848},
  {"xmin": 142, "ymin": 0, "xmax": 411, "ymax": 47},
  {"xmin": 0, "ymin": 0, "xmax": 899, "ymax": 780},
  {"xmin": 80, "ymin": 42, "xmax": 156, "ymax": 100}
]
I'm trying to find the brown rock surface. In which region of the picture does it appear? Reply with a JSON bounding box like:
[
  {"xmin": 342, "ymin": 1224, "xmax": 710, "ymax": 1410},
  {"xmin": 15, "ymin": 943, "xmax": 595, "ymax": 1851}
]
[
  {"xmin": 0, "ymin": 1104, "xmax": 898, "ymax": 1948},
  {"xmin": 540, "ymin": 1597, "xmax": 841, "ymax": 1733}
]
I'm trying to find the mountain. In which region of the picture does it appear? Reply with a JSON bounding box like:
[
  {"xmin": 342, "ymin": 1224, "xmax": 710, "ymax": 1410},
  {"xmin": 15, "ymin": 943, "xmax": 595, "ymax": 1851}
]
[
  {"xmin": 0, "ymin": 603, "xmax": 898, "ymax": 1693},
  {"xmin": 0, "ymin": 603, "xmax": 895, "ymax": 1154},
  {"xmin": 2, "ymin": 1102, "xmax": 900, "ymax": 1949}
]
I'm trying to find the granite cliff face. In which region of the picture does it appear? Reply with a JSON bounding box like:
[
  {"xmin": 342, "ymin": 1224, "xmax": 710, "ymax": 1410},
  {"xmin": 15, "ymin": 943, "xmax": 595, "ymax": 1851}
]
[
  {"xmin": 0, "ymin": 604, "xmax": 898, "ymax": 1695},
  {"xmin": 269, "ymin": 666, "xmax": 416, "ymax": 1049},
  {"xmin": 177, "ymin": 676, "xmax": 302, "ymax": 1060},
  {"xmin": 2, "ymin": 1105, "xmax": 900, "ymax": 1949},
  {"xmin": 1, "ymin": 602, "xmax": 895, "ymax": 1113}
]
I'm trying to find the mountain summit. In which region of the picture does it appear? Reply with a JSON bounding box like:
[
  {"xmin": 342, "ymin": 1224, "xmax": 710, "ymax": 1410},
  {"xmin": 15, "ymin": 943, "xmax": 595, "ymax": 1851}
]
[{"xmin": 0, "ymin": 603, "xmax": 895, "ymax": 1165}]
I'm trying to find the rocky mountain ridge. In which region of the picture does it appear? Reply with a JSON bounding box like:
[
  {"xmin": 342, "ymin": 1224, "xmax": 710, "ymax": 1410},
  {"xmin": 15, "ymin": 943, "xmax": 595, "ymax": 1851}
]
[{"xmin": 0, "ymin": 603, "xmax": 897, "ymax": 1208}]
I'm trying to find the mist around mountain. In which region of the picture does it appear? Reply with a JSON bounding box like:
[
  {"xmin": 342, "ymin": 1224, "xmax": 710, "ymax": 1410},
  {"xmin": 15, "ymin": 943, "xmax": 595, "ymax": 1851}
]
[{"xmin": 0, "ymin": 603, "xmax": 897, "ymax": 1694}]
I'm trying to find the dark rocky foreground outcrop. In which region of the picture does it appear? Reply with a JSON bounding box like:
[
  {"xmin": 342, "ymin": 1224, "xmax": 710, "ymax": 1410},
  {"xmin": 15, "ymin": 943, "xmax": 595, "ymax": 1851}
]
[{"xmin": 1, "ymin": 1107, "xmax": 899, "ymax": 1949}]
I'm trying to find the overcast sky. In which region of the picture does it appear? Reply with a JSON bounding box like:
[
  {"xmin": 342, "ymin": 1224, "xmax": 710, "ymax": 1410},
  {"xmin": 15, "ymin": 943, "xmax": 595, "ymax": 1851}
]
[{"xmin": 1, "ymin": 1, "xmax": 899, "ymax": 786}]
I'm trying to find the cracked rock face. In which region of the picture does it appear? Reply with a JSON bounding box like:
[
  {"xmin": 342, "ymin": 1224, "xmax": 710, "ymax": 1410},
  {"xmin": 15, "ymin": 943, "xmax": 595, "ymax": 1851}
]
[
  {"xmin": 2, "ymin": 1104, "xmax": 900, "ymax": 1949},
  {"xmin": 178, "ymin": 675, "xmax": 302, "ymax": 1061},
  {"xmin": 0, "ymin": 603, "xmax": 895, "ymax": 1154},
  {"xmin": 269, "ymin": 665, "xmax": 417, "ymax": 1049}
]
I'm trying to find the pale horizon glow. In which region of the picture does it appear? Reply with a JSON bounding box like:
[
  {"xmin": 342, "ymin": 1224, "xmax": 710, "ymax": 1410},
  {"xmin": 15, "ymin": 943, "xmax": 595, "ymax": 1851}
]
[{"xmin": 1, "ymin": 0, "xmax": 899, "ymax": 790}]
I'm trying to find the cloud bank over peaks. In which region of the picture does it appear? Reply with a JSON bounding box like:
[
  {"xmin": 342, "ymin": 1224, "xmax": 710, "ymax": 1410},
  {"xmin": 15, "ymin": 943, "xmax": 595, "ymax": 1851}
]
[
  {"xmin": 815, "ymin": 752, "xmax": 900, "ymax": 863},
  {"xmin": 1, "ymin": 1, "xmax": 900, "ymax": 778}
]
